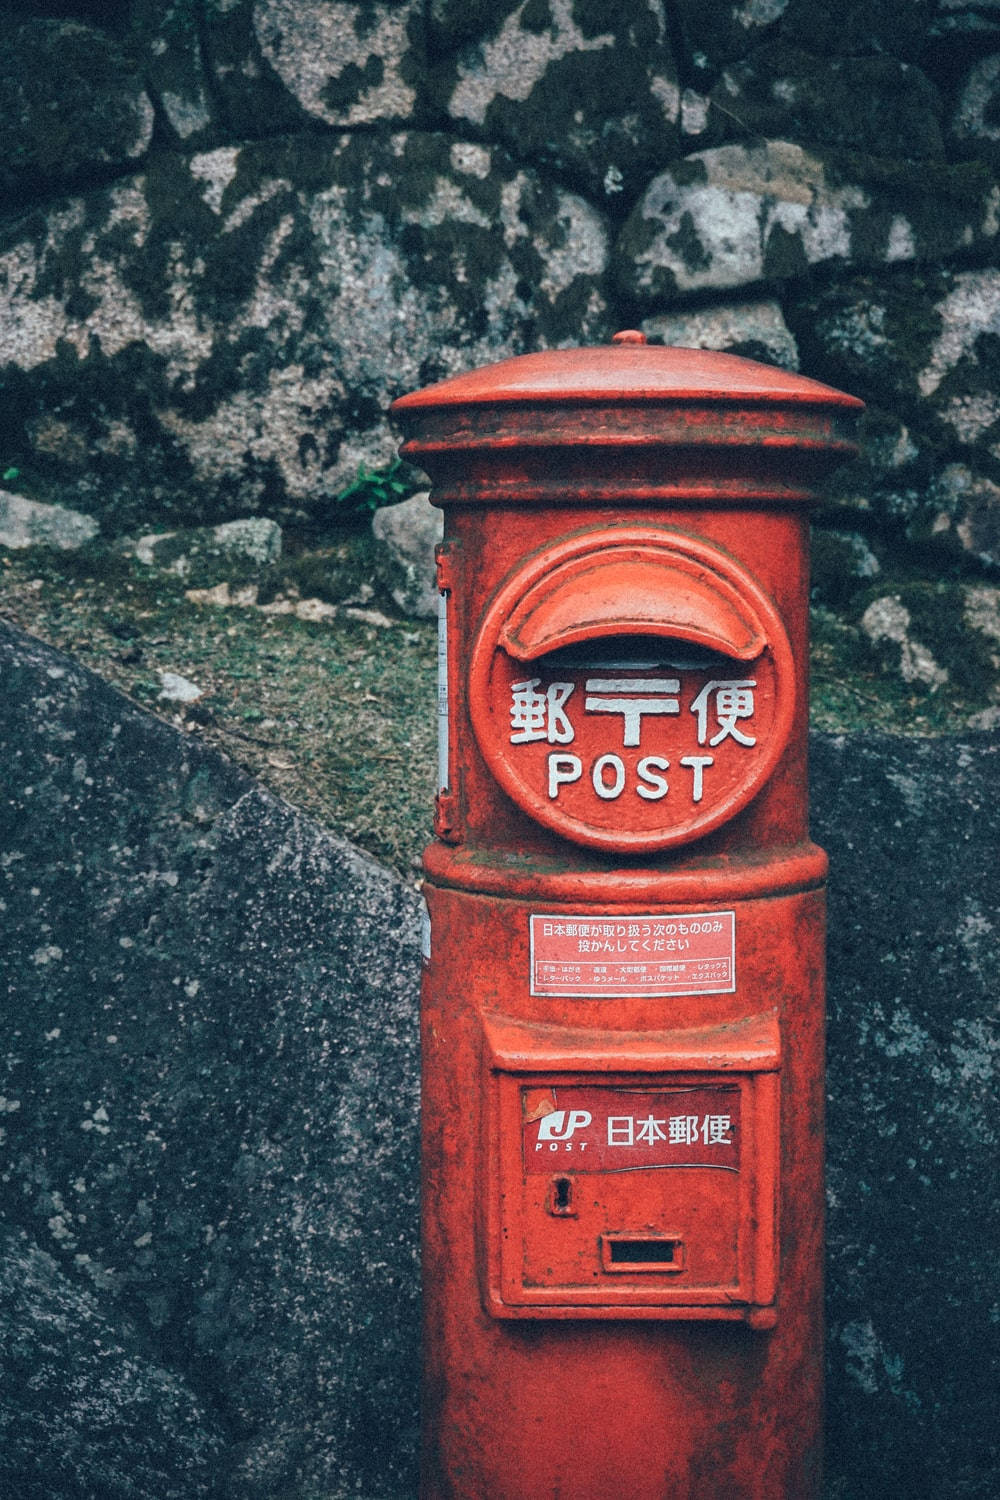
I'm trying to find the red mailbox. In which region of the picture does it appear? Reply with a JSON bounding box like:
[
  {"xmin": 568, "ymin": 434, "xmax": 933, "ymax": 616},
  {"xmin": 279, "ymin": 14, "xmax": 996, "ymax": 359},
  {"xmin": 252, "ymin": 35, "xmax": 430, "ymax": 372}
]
[{"xmin": 392, "ymin": 333, "xmax": 861, "ymax": 1499}]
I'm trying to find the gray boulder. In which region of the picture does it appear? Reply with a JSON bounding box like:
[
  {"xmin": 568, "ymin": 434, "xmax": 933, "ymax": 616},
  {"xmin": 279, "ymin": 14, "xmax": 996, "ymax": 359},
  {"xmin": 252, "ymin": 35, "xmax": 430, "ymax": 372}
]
[
  {"xmin": 0, "ymin": 131, "xmax": 609, "ymax": 534},
  {"xmin": 0, "ymin": 621, "xmax": 422, "ymax": 1500},
  {"xmin": 0, "ymin": 490, "xmax": 99, "ymax": 551}
]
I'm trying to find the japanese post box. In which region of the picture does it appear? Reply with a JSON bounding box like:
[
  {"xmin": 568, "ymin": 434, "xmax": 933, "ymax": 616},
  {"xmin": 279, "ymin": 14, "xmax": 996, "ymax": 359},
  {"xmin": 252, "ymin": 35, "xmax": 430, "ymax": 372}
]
[{"xmin": 392, "ymin": 333, "xmax": 862, "ymax": 1499}]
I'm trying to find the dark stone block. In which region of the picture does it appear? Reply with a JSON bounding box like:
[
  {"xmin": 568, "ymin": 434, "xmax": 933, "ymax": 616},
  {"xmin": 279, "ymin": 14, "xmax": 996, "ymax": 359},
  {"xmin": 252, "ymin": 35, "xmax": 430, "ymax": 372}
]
[
  {"xmin": 813, "ymin": 731, "xmax": 999, "ymax": 1499},
  {"xmin": 0, "ymin": 621, "xmax": 422, "ymax": 1498},
  {"xmin": 1, "ymin": 619, "xmax": 996, "ymax": 1496},
  {"xmin": 0, "ymin": 17, "xmax": 153, "ymax": 202},
  {"xmin": 0, "ymin": 1230, "xmax": 225, "ymax": 1500}
]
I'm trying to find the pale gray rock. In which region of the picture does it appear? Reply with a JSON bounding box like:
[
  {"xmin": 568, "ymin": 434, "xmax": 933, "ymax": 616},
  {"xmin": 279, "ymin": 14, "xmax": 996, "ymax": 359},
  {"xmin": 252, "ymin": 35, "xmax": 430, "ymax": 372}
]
[
  {"xmin": 615, "ymin": 140, "xmax": 1000, "ymax": 301},
  {"xmin": 0, "ymin": 490, "xmax": 99, "ymax": 550},
  {"xmin": 254, "ymin": 0, "xmax": 423, "ymax": 126},
  {"xmin": 0, "ymin": 18, "xmax": 154, "ymax": 198},
  {"xmin": 436, "ymin": 0, "xmax": 684, "ymax": 200},
  {"xmin": 371, "ymin": 491, "xmax": 442, "ymax": 619},
  {"xmin": 126, "ymin": 517, "xmax": 282, "ymax": 583},
  {"xmin": 158, "ymin": 670, "xmax": 204, "ymax": 703},
  {"xmin": 642, "ymin": 298, "xmax": 799, "ymax": 370},
  {"xmin": 0, "ymin": 132, "xmax": 609, "ymax": 534}
]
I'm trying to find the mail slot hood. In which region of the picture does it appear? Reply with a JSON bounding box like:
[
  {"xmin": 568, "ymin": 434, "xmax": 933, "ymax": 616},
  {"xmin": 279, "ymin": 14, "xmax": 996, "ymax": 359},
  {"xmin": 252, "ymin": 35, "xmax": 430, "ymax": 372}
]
[{"xmin": 499, "ymin": 538, "xmax": 768, "ymax": 664}]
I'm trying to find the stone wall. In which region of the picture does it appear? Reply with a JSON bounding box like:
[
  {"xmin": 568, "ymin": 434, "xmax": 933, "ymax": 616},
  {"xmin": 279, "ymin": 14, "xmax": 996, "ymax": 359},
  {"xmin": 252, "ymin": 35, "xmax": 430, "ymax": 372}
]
[
  {"xmin": 2, "ymin": 8, "xmax": 1000, "ymax": 1498},
  {"xmin": 1, "ymin": 2, "xmax": 999, "ymax": 575}
]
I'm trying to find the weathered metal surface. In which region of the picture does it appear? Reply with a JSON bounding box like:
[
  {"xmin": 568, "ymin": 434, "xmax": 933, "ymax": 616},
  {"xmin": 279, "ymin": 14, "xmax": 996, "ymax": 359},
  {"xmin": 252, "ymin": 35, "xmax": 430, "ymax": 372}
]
[{"xmin": 392, "ymin": 334, "xmax": 860, "ymax": 1499}]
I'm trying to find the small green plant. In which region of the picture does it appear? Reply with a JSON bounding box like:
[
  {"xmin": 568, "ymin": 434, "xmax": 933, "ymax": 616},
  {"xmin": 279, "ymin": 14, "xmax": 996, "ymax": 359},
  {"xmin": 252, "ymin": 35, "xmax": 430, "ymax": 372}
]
[
  {"xmin": 334, "ymin": 460, "xmax": 415, "ymax": 515},
  {"xmin": 3, "ymin": 466, "xmax": 20, "ymax": 483}
]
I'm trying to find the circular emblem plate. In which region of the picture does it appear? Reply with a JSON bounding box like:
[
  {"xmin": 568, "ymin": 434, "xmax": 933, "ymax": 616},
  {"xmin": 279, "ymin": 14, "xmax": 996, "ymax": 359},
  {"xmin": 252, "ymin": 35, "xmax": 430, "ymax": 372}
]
[{"xmin": 468, "ymin": 529, "xmax": 795, "ymax": 854}]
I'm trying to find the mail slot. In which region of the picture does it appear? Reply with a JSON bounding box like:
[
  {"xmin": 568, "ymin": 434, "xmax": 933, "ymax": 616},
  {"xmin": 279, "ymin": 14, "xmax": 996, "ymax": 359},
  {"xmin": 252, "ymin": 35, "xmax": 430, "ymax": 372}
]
[{"xmin": 392, "ymin": 334, "xmax": 862, "ymax": 1498}]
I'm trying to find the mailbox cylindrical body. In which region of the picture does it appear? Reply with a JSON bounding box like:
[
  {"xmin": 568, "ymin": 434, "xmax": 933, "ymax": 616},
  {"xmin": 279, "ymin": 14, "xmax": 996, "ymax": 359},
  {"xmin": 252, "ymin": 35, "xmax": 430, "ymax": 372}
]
[{"xmin": 393, "ymin": 339, "xmax": 861, "ymax": 1499}]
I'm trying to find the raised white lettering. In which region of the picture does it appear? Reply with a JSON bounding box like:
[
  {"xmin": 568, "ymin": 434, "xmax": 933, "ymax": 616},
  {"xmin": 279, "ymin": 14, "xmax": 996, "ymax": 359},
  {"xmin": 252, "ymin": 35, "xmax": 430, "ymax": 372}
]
[
  {"xmin": 548, "ymin": 752, "xmax": 583, "ymax": 799},
  {"xmin": 592, "ymin": 753, "xmax": 626, "ymax": 800},
  {"xmin": 636, "ymin": 755, "xmax": 670, "ymax": 800}
]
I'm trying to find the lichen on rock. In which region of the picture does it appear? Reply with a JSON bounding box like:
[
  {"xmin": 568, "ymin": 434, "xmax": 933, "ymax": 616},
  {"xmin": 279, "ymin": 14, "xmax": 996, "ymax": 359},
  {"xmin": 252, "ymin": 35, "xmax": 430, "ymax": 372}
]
[
  {"xmin": 0, "ymin": 132, "xmax": 610, "ymax": 533},
  {"xmin": 615, "ymin": 140, "xmax": 999, "ymax": 301},
  {"xmin": 436, "ymin": 0, "xmax": 685, "ymax": 201},
  {"xmin": 253, "ymin": 0, "xmax": 424, "ymax": 127}
]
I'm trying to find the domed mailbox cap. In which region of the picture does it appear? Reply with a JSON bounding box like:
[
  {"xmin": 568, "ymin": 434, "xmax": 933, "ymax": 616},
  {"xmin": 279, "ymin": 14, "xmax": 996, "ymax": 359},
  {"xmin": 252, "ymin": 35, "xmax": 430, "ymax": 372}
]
[
  {"xmin": 392, "ymin": 333, "xmax": 864, "ymax": 505},
  {"xmin": 468, "ymin": 525, "xmax": 795, "ymax": 854}
]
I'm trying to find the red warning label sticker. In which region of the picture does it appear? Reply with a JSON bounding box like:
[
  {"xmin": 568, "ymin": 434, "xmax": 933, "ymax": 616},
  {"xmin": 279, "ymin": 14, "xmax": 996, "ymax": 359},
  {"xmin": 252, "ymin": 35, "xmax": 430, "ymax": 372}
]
[{"xmin": 529, "ymin": 911, "xmax": 735, "ymax": 998}]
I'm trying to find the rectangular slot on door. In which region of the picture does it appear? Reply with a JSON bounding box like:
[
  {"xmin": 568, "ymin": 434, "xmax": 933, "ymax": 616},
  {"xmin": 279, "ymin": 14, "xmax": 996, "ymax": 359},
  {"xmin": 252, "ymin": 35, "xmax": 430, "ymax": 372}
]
[{"xmin": 602, "ymin": 1235, "xmax": 685, "ymax": 1273}]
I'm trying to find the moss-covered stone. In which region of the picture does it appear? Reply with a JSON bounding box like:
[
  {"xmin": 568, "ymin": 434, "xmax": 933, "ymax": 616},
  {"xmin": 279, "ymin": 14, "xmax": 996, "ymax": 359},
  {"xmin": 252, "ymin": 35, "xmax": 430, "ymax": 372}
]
[
  {"xmin": 779, "ymin": 0, "xmax": 936, "ymax": 65},
  {"xmin": 856, "ymin": 579, "xmax": 1000, "ymax": 702},
  {"xmin": 950, "ymin": 52, "xmax": 1000, "ymax": 168},
  {"xmin": 0, "ymin": 16, "xmax": 154, "ymax": 202},
  {"xmin": 129, "ymin": 0, "xmax": 217, "ymax": 150},
  {"xmin": 200, "ymin": 0, "xmax": 312, "ymax": 137},
  {"xmin": 615, "ymin": 142, "xmax": 999, "ymax": 303},
  {"xmin": 919, "ymin": 464, "xmax": 1000, "ymax": 569},
  {"xmin": 672, "ymin": 0, "xmax": 792, "ymax": 74},
  {"xmin": 253, "ymin": 0, "xmax": 425, "ymax": 128},
  {"xmin": 0, "ymin": 132, "xmax": 609, "ymax": 532},
  {"xmin": 810, "ymin": 527, "xmax": 883, "ymax": 613},
  {"xmin": 786, "ymin": 271, "xmax": 950, "ymax": 406},
  {"xmin": 712, "ymin": 45, "xmax": 945, "ymax": 163},
  {"xmin": 435, "ymin": 0, "xmax": 682, "ymax": 202}
]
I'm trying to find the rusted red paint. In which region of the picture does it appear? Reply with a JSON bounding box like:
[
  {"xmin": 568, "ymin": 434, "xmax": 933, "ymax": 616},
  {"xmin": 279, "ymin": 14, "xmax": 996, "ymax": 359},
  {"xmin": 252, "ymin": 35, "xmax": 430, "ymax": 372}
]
[{"xmin": 392, "ymin": 335, "xmax": 861, "ymax": 1499}]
